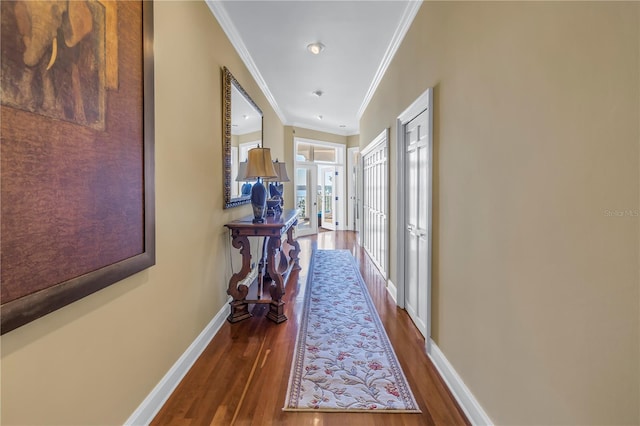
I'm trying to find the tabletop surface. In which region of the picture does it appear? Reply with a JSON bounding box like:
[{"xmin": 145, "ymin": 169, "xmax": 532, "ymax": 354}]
[{"xmin": 225, "ymin": 209, "xmax": 298, "ymax": 231}]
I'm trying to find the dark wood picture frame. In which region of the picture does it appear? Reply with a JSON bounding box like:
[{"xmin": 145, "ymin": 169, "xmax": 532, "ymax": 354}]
[{"xmin": 0, "ymin": 1, "xmax": 155, "ymax": 334}]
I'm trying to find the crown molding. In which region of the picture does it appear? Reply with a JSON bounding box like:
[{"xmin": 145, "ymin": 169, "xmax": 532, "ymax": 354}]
[
  {"xmin": 357, "ymin": 0, "xmax": 423, "ymax": 120},
  {"xmin": 206, "ymin": 1, "xmax": 288, "ymax": 125}
]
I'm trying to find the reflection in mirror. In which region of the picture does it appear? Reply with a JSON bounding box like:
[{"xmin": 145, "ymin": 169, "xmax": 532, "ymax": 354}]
[
  {"xmin": 232, "ymin": 140, "xmax": 260, "ymax": 198},
  {"xmin": 223, "ymin": 67, "xmax": 263, "ymax": 208}
]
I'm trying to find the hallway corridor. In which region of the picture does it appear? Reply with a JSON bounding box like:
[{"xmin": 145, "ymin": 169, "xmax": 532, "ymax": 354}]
[{"xmin": 152, "ymin": 231, "xmax": 468, "ymax": 425}]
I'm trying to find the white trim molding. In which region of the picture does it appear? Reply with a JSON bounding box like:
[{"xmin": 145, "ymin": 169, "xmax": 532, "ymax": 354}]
[
  {"xmin": 357, "ymin": 0, "xmax": 423, "ymax": 119},
  {"xmin": 386, "ymin": 279, "xmax": 398, "ymax": 303},
  {"xmin": 125, "ymin": 300, "xmax": 231, "ymax": 426},
  {"xmin": 428, "ymin": 340, "xmax": 494, "ymax": 426}
]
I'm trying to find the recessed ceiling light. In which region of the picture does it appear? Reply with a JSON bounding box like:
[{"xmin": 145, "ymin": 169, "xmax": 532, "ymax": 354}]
[
  {"xmin": 242, "ymin": 114, "xmax": 249, "ymax": 120},
  {"xmin": 339, "ymin": 125, "xmax": 346, "ymax": 128},
  {"xmin": 312, "ymin": 90, "xmax": 324, "ymax": 97},
  {"xmin": 317, "ymin": 115, "xmax": 323, "ymax": 120},
  {"xmin": 307, "ymin": 42, "xmax": 325, "ymax": 55}
]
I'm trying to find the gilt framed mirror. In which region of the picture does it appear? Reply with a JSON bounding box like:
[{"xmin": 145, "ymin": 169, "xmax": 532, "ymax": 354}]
[{"xmin": 222, "ymin": 67, "xmax": 263, "ymax": 208}]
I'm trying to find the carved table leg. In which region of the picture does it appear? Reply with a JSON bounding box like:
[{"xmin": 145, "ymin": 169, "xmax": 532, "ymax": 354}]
[
  {"xmin": 226, "ymin": 234, "xmax": 252, "ymax": 323},
  {"xmin": 278, "ymin": 236, "xmax": 289, "ymax": 275},
  {"xmin": 266, "ymin": 236, "xmax": 287, "ymax": 323},
  {"xmin": 258, "ymin": 236, "xmax": 270, "ymax": 298},
  {"xmin": 287, "ymin": 224, "xmax": 301, "ymax": 271}
]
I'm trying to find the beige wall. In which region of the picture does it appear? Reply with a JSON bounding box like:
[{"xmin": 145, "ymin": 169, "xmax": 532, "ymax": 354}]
[
  {"xmin": 361, "ymin": 2, "xmax": 639, "ymax": 424},
  {"xmin": 1, "ymin": 2, "xmax": 284, "ymax": 424},
  {"xmin": 237, "ymin": 130, "xmax": 262, "ymax": 145}
]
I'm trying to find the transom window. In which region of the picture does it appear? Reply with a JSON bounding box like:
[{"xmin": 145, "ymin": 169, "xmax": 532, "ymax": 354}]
[{"xmin": 296, "ymin": 142, "xmax": 337, "ymax": 163}]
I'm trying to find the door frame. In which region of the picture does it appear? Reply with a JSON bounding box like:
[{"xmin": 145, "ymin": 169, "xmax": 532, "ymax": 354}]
[
  {"xmin": 347, "ymin": 147, "xmax": 359, "ymax": 231},
  {"xmin": 293, "ymin": 137, "xmax": 346, "ymax": 233},
  {"xmin": 295, "ymin": 164, "xmax": 319, "ymax": 237},
  {"xmin": 395, "ymin": 87, "xmax": 433, "ymax": 350},
  {"xmin": 319, "ymin": 165, "xmax": 336, "ymax": 230}
]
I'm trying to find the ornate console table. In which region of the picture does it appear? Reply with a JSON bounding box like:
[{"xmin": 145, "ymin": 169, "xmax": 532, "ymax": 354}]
[{"xmin": 224, "ymin": 209, "xmax": 301, "ymax": 323}]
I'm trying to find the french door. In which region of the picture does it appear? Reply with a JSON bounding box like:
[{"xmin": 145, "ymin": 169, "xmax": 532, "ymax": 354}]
[
  {"xmin": 295, "ymin": 165, "xmax": 318, "ymax": 237},
  {"xmin": 320, "ymin": 166, "xmax": 340, "ymax": 230},
  {"xmin": 294, "ymin": 138, "xmax": 346, "ymax": 235},
  {"xmin": 347, "ymin": 147, "xmax": 359, "ymax": 231}
]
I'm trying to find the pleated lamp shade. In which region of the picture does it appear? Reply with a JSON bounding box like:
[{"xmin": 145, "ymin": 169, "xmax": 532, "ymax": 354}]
[
  {"xmin": 235, "ymin": 161, "xmax": 257, "ymax": 182},
  {"xmin": 264, "ymin": 161, "xmax": 290, "ymax": 182},
  {"xmin": 245, "ymin": 148, "xmax": 277, "ymax": 179}
]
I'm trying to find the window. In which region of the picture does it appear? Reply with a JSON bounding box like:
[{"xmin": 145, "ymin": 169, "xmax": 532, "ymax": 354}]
[{"xmin": 296, "ymin": 143, "xmax": 337, "ymax": 163}]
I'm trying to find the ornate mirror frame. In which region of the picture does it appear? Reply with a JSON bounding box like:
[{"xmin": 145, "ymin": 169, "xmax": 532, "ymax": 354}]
[{"xmin": 223, "ymin": 67, "xmax": 263, "ymax": 208}]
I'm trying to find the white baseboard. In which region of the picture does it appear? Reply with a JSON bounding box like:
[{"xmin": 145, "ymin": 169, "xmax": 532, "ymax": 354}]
[
  {"xmin": 386, "ymin": 279, "xmax": 397, "ymax": 303},
  {"xmin": 124, "ymin": 298, "xmax": 231, "ymax": 426},
  {"xmin": 428, "ymin": 339, "xmax": 493, "ymax": 426}
]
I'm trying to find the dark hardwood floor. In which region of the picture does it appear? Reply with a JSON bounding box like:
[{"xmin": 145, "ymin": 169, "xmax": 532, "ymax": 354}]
[{"xmin": 152, "ymin": 231, "xmax": 469, "ymax": 425}]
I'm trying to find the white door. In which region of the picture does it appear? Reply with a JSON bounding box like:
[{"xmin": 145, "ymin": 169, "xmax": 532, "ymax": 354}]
[
  {"xmin": 404, "ymin": 105, "xmax": 432, "ymax": 339},
  {"xmin": 347, "ymin": 147, "xmax": 359, "ymax": 231},
  {"xmin": 295, "ymin": 165, "xmax": 318, "ymax": 237},
  {"xmin": 320, "ymin": 166, "xmax": 336, "ymax": 230},
  {"xmin": 361, "ymin": 130, "xmax": 388, "ymax": 278}
]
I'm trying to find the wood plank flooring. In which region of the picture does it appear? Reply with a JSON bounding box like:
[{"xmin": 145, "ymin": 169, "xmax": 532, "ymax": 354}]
[{"xmin": 152, "ymin": 231, "xmax": 469, "ymax": 425}]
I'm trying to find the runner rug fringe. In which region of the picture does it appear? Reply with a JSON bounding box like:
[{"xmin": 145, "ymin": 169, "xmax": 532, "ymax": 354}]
[{"xmin": 283, "ymin": 249, "xmax": 421, "ymax": 413}]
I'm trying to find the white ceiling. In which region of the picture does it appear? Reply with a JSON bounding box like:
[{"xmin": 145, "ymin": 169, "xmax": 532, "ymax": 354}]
[{"xmin": 207, "ymin": 1, "xmax": 422, "ymax": 136}]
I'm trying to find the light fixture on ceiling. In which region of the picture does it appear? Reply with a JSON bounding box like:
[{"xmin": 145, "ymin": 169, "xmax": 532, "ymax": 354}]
[
  {"xmin": 306, "ymin": 42, "xmax": 325, "ymax": 55},
  {"xmin": 312, "ymin": 90, "xmax": 324, "ymax": 97},
  {"xmin": 317, "ymin": 115, "xmax": 323, "ymax": 120},
  {"xmin": 339, "ymin": 125, "xmax": 346, "ymax": 128}
]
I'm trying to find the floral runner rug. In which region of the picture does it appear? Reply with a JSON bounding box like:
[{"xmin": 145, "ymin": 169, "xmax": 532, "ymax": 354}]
[{"xmin": 283, "ymin": 249, "xmax": 421, "ymax": 413}]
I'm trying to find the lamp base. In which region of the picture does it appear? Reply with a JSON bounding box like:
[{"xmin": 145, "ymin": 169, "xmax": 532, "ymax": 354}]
[
  {"xmin": 251, "ymin": 178, "xmax": 267, "ymax": 223},
  {"xmin": 266, "ymin": 198, "xmax": 281, "ymax": 216},
  {"xmin": 267, "ymin": 183, "xmax": 284, "ymax": 217}
]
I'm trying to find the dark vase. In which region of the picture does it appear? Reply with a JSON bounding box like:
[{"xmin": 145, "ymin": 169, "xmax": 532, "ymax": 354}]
[{"xmin": 241, "ymin": 182, "xmax": 252, "ymax": 196}]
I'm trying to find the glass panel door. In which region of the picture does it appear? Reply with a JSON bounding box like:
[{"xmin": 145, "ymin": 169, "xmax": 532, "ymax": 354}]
[
  {"xmin": 295, "ymin": 165, "xmax": 317, "ymax": 237},
  {"xmin": 320, "ymin": 167, "xmax": 336, "ymax": 231}
]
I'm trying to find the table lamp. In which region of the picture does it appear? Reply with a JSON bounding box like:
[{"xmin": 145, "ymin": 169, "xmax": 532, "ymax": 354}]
[
  {"xmin": 244, "ymin": 147, "xmax": 277, "ymax": 223},
  {"xmin": 264, "ymin": 160, "xmax": 290, "ymax": 216},
  {"xmin": 235, "ymin": 161, "xmax": 256, "ymax": 196}
]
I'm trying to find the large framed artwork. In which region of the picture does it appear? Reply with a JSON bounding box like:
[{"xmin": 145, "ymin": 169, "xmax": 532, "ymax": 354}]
[{"xmin": 0, "ymin": 1, "xmax": 155, "ymax": 334}]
